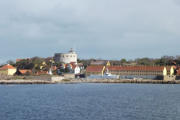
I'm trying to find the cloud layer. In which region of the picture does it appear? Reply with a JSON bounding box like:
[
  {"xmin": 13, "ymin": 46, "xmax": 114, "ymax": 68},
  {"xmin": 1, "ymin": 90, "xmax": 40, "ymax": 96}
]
[{"xmin": 0, "ymin": 0, "xmax": 180, "ymax": 63}]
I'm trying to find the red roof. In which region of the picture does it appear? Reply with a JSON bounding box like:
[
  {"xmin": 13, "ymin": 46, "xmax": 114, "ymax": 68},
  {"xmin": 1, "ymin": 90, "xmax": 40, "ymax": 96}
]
[
  {"xmin": 0, "ymin": 64, "xmax": 16, "ymax": 70},
  {"xmin": 86, "ymin": 65, "xmax": 104, "ymax": 72},
  {"xmin": 19, "ymin": 69, "xmax": 32, "ymax": 74},
  {"xmin": 107, "ymin": 66, "xmax": 171, "ymax": 71},
  {"xmin": 36, "ymin": 71, "xmax": 48, "ymax": 75},
  {"xmin": 67, "ymin": 63, "xmax": 78, "ymax": 70},
  {"xmin": 16, "ymin": 59, "xmax": 24, "ymax": 62},
  {"xmin": 71, "ymin": 64, "xmax": 77, "ymax": 70},
  {"xmin": 177, "ymin": 68, "xmax": 180, "ymax": 75},
  {"xmin": 51, "ymin": 66, "xmax": 57, "ymax": 71},
  {"xmin": 177, "ymin": 70, "xmax": 180, "ymax": 75}
]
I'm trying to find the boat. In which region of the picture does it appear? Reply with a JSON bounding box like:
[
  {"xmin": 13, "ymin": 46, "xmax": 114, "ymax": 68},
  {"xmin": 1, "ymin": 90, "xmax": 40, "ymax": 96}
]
[
  {"xmin": 103, "ymin": 68, "xmax": 119, "ymax": 78},
  {"xmin": 104, "ymin": 68, "xmax": 112, "ymax": 76},
  {"xmin": 88, "ymin": 68, "xmax": 120, "ymax": 79}
]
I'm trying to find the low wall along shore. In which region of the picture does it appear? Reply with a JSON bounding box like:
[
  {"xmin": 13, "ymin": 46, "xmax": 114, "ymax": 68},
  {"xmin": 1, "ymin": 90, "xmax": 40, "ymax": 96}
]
[
  {"xmin": 74, "ymin": 78, "xmax": 180, "ymax": 84},
  {"xmin": 0, "ymin": 75, "xmax": 64, "ymax": 84},
  {"xmin": 1, "ymin": 74, "xmax": 180, "ymax": 84},
  {"xmin": 0, "ymin": 80, "xmax": 55, "ymax": 84},
  {"xmin": 0, "ymin": 79, "xmax": 180, "ymax": 84}
]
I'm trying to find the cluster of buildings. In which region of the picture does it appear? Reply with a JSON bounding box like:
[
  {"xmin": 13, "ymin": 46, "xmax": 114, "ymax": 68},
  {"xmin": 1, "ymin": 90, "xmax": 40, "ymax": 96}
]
[
  {"xmin": 1, "ymin": 49, "xmax": 180, "ymax": 81},
  {"xmin": 0, "ymin": 49, "xmax": 83, "ymax": 77},
  {"xmin": 53, "ymin": 49, "xmax": 83, "ymax": 76}
]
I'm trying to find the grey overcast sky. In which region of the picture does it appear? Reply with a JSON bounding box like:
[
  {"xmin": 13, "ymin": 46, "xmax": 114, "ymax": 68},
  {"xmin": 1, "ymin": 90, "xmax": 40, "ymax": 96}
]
[{"xmin": 0, "ymin": 0, "xmax": 180, "ymax": 63}]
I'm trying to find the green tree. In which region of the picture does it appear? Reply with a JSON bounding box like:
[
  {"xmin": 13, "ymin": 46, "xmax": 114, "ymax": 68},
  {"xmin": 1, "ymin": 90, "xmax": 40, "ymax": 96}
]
[{"xmin": 7, "ymin": 60, "xmax": 15, "ymax": 65}]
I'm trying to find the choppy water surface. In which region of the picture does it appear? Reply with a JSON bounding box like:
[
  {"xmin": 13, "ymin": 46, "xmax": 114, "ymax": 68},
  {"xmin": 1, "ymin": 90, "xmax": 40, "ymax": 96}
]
[{"xmin": 0, "ymin": 83, "xmax": 180, "ymax": 120}]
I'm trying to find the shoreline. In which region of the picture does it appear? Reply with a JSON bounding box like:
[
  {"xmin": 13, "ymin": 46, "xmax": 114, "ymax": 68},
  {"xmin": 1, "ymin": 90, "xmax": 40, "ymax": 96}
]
[
  {"xmin": 72, "ymin": 79, "xmax": 180, "ymax": 84},
  {"xmin": 0, "ymin": 79, "xmax": 57, "ymax": 84},
  {"xmin": 0, "ymin": 79, "xmax": 180, "ymax": 84}
]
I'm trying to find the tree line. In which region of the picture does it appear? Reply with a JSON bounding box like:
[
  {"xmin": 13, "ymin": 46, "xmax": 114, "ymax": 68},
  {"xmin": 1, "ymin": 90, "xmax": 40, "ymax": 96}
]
[
  {"xmin": 3, "ymin": 55, "xmax": 180, "ymax": 71},
  {"xmin": 78, "ymin": 55, "xmax": 180, "ymax": 67}
]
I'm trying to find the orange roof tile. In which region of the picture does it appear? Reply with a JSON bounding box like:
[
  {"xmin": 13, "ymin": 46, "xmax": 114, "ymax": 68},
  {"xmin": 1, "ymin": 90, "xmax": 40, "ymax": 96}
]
[
  {"xmin": 16, "ymin": 59, "xmax": 24, "ymax": 62},
  {"xmin": 36, "ymin": 71, "xmax": 48, "ymax": 75},
  {"xmin": 19, "ymin": 69, "xmax": 32, "ymax": 74},
  {"xmin": 0, "ymin": 64, "xmax": 16, "ymax": 70},
  {"xmin": 177, "ymin": 68, "xmax": 180, "ymax": 75},
  {"xmin": 51, "ymin": 66, "xmax": 57, "ymax": 71}
]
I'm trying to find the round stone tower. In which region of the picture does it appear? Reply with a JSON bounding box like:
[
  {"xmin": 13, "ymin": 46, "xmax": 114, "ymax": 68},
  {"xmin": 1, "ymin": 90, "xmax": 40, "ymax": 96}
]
[{"xmin": 54, "ymin": 48, "xmax": 77, "ymax": 64}]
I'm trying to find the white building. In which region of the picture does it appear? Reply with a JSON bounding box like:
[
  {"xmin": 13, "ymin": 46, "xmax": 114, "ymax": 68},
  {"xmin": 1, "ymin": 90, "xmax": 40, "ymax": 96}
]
[
  {"xmin": 74, "ymin": 66, "xmax": 81, "ymax": 75},
  {"xmin": 54, "ymin": 49, "xmax": 77, "ymax": 64}
]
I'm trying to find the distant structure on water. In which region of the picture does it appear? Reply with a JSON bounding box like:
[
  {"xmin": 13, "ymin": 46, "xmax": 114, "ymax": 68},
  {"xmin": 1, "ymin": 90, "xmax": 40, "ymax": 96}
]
[{"xmin": 54, "ymin": 48, "xmax": 77, "ymax": 64}]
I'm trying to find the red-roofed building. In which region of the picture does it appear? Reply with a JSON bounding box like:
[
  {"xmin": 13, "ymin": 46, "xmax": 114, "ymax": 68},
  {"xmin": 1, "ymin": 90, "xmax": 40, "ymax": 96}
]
[
  {"xmin": 0, "ymin": 64, "xmax": 16, "ymax": 70},
  {"xmin": 19, "ymin": 69, "xmax": 32, "ymax": 75},
  {"xmin": 16, "ymin": 59, "xmax": 24, "ymax": 63},
  {"xmin": 85, "ymin": 64, "xmax": 175, "ymax": 79},
  {"xmin": 176, "ymin": 67, "xmax": 180, "ymax": 75},
  {"xmin": 36, "ymin": 71, "xmax": 49, "ymax": 75},
  {"xmin": 86, "ymin": 65, "xmax": 105, "ymax": 76},
  {"xmin": 51, "ymin": 66, "xmax": 57, "ymax": 71},
  {"xmin": 0, "ymin": 64, "xmax": 17, "ymax": 75},
  {"xmin": 107, "ymin": 66, "xmax": 172, "ymax": 76},
  {"xmin": 16, "ymin": 58, "xmax": 31, "ymax": 63}
]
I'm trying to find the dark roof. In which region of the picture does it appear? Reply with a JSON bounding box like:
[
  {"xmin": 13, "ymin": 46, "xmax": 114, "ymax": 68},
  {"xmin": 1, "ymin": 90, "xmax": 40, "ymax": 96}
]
[{"xmin": 90, "ymin": 60, "xmax": 107, "ymax": 65}]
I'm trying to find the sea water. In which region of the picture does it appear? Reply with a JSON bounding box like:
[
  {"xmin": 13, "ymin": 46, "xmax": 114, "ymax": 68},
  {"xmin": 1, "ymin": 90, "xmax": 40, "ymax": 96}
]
[{"xmin": 0, "ymin": 84, "xmax": 180, "ymax": 120}]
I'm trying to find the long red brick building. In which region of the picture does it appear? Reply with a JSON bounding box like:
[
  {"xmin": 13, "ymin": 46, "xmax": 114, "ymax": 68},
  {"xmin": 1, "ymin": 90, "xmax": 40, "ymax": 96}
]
[{"xmin": 86, "ymin": 63, "xmax": 175, "ymax": 79}]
